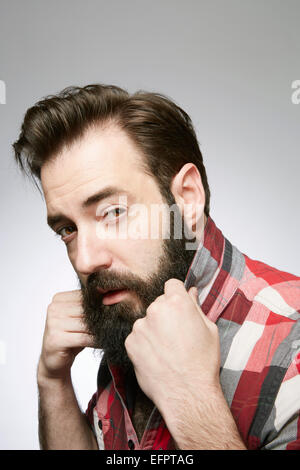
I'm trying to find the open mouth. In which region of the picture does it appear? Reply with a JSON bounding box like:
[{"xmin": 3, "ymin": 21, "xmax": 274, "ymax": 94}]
[{"xmin": 97, "ymin": 287, "xmax": 130, "ymax": 305}]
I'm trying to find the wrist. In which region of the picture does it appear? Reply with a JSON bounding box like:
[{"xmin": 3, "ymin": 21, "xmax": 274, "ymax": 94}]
[
  {"xmin": 158, "ymin": 379, "xmax": 222, "ymax": 420},
  {"xmin": 37, "ymin": 358, "xmax": 72, "ymax": 388},
  {"xmin": 158, "ymin": 382, "xmax": 246, "ymax": 450}
]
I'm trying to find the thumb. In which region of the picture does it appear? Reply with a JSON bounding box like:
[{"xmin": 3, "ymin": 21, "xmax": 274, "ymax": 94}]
[
  {"xmin": 188, "ymin": 286, "xmax": 210, "ymax": 325},
  {"xmin": 188, "ymin": 286, "xmax": 199, "ymax": 306}
]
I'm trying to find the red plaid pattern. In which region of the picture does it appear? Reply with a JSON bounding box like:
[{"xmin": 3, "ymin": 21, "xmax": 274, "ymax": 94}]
[
  {"xmin": 86, "ymin": 361, "xmax": 175, "ymax": 450},
  {"xmin": 86, "ymin": 216, "xmax": 300, "ymax": 450}
]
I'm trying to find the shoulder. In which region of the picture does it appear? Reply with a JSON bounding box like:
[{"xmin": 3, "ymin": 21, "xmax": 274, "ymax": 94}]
[
  {"xmin": 219, "ymin": 256, "xmax": 300, "ymax": 449},
  {"xmin": 237, "ymin": 254, "xmax": 300, "ymax": 319},
  {"xmin": 219, "ymin": 254, "xmax": 300, "ymax": 384},
  {"xmin": 220, "ymin": 254, "xmax": 300, "ymax": 328}
]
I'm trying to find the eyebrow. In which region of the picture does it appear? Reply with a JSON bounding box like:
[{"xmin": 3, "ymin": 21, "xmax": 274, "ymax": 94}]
[{"xmin": 47, "ymin": 185, "xmax": 130, "ymax": 230}]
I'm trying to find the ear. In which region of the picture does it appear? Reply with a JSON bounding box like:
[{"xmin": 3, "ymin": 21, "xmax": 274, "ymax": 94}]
[{"xmin": 170, "ymin": 163, "xmax": 206, "ymax": 233}]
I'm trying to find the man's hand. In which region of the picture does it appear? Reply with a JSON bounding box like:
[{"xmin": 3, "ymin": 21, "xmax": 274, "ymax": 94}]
[
  {"xmin": 38, "ymin": 290, "xmax": 95, "ymax": 381},
  {"xmin": 124, "ymin": 278, "xmax": 220, "ymax": 408},
  {"xmin": 124, "ymin": 278, "xmax": 246, "ymax": 449}
]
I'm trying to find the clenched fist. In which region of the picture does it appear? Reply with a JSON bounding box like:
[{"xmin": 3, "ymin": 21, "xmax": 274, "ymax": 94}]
[
  {"xmin": 124, "ymin": 278, "xmax": 221, "ymax": 411},
  {"xmin": 38, "ymin": 290, "xmax": 95, "ymax": 381}
]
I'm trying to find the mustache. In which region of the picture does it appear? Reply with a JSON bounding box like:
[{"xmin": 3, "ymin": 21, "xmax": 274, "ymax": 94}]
[
  {"xmin": 80, "ymin": 270, "xmax": 151, "ymax": 304},
  {"xmin": 86, "ymin": 270, "xmax": 147, "ymax": 291}
]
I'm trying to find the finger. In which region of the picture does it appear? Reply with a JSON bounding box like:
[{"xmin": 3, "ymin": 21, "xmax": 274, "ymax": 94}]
[
  {"xmin": 63, "ymin": 331, "xmax": 96, "ymax": 349},
  {"xmin": 62, "ymin": 317, "xmax": 89, "ymax": 334},
  {"xmin": 164, "ymin": 278, "xmax": 185, "ymax": 296},
  {"xmin": 188, "ymin": 286, "xmax": 199, "ymax": 305},
  {"xmin": 153, "ymin": 294, "xmax": 165, "ymax": 303},
  {"xmin": 52, "ymin": 290, "xmax": 83, "ymax": 303},
  {"xmin": 188, "ymin": 287, "xmax": 210, "ymax": 324},
  {"xmin": 48, "ymin": 303, "xmax": 84, "ymax": 319}
]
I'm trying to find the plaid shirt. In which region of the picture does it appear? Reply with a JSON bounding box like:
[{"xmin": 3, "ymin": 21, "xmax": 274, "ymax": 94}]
[{"xmin": 85, "ymin": 215, "xmax": 300, "ymax": 450}]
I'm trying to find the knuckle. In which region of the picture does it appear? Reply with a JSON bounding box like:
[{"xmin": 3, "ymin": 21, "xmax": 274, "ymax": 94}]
[
  {"xmin": 124, "ymin": 334, "xmax": 132, "ymax": 350},
  {"xmin": 124, "ymin": 334, "xmax": 130, "ymax": 345},
  {"xmin": 146, "ymin": 302, "xmax": 161, "ymax": 318},
  {"xmin": 46, "ymin": 314, "xmax": 56, "ymax": 330},
  {"xmin": 51, "ymin": 292, "xmax": 62, "ymax": 302},
  {"xmin": 146, "ymin": 302, "xmax": 156, "ymax": 315},
  {"xmin": 165, "ymin": 278, "xmax": 183, "ymax": 287},
  {"xmin": 170, "ymin": 293, "xmax": 181, "ymax": 303},
  {"xmin": 47, "ymin": 303, "xmax": 57, "ymax": 318},
  {"xmin": 51, "ymin": 290, "xmax": 80, "ymax": 302},
  {"xmin": 132, "ymin": 318, "xmax": 144, "ymax": 333}
]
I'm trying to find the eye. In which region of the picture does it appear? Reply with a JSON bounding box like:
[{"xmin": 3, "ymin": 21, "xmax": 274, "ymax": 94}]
[
  {"xmin": 103, "ymin": 206, "xmax": 127, "ymax": 222},
  {"xmin": 56, "ymin": 225, "xmax": 76, "ymax": 240}
]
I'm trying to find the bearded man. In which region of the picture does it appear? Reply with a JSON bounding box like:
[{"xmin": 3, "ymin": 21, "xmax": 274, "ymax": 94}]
[{"xmin": 13, "ymin": 84, "xmax": 300, "ymax": 450}]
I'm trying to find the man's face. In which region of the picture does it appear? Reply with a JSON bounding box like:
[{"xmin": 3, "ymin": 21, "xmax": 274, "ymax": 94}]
[{"xmin": 41, "ymin": 125, "xmax": 196, "ymax": 371}]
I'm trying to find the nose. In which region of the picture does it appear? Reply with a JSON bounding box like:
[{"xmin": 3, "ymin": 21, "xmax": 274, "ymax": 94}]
[{"xmin": 73, "ymin": 226, "xmax": 113, "ymax": 276}]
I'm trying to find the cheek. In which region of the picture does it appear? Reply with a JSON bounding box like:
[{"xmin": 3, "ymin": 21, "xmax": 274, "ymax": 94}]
[
  {"xmin": 65, "ymin": 243, "xmax": 76, "ymax": 265},
  {"xmin": 67, "ymin": 248, "xmax": 80, "ymax": 277},
  {"xmin": 116, "ymin": 238, "xmax": 164, "ymax": 277},
  {"xmin": 114, "ymin": 202, "xmax": 166, "ymax": 275}
]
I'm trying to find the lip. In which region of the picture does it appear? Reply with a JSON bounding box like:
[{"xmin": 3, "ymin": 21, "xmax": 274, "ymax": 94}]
[
  {"xmin": 97, "ymin": 287, "xmax": 129, "ymax": 305},
  {"xmin": 97, "ymin": 287, "xmax": 115, "ymax": 295}
]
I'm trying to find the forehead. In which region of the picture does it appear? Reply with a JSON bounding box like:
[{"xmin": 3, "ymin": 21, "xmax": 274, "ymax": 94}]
[
  {"xmin": 41, "ymin": 125, "xmax": 145, "ymax": 197},
  {"xmin": 40, "ymin": 125, "xmax": 163, "ymax": 218}
]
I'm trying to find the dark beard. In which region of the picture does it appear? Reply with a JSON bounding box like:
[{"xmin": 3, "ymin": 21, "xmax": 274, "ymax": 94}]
[{"xmin": 80, "ymin": 210, "xmax": 197, "ymax": 373}]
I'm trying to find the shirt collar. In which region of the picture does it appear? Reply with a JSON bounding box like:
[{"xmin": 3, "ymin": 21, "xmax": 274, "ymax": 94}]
[{"xmin": 184, "ymin": 215, "xmax": 246, "ymax": 323}]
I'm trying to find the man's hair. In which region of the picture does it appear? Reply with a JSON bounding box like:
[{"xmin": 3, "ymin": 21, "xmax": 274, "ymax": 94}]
[{"xmin": 13, "ymin": 84, "xmax": 211, "ymax": 216}]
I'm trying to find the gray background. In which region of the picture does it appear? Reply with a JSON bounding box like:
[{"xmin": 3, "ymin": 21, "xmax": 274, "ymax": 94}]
[{"xmin": 0, "ymin": 0, "xmax": 299, "ymax": 449}]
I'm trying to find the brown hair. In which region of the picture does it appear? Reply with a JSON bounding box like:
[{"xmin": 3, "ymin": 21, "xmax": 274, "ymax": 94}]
[{"xmin": 13, "ymin": 84, "xmax": 211, "ymax": 216}]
